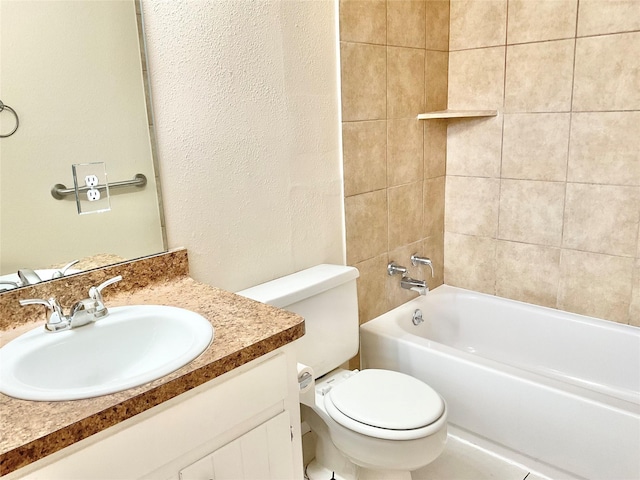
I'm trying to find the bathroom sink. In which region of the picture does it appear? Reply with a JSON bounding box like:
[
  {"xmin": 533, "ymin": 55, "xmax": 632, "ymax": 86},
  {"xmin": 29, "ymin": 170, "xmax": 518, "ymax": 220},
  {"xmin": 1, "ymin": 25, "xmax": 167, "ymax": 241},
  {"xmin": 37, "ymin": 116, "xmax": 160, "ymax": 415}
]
[{"xmin": 0, "ymin": 305, "xmax": 214, "ymax": 401}]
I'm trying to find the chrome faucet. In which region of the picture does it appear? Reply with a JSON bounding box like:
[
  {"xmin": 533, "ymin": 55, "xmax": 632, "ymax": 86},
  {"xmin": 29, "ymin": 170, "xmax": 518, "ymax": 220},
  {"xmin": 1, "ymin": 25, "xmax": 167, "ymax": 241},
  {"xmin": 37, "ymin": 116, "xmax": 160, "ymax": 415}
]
[
  {"xmin": 17, "ymin": 269, "xmax": 42, "ymax": 286},
  {"xmin": 78, "ymin": 275, "xmax": 122, "ymax": 319},
  {"xmin": 400, "ymin": 276, "xmax": 428, "ymax": 295},
  {"xmin": 19, "ymin": 275, "xmax": 122, "ymax": 332},
  {"xmin": 411, "ymin": 254, "xmax": 435, "ymax": 278},
  {"xmin": 387, "ymin": 262, "xmax": 408, "ymax": 276},
  {"xmin": 388, "ymin": 262, "xmax": 429, "ymax": 295},
  {"xmin": 18, "ymin": 297, "xmax": 69, "ymax": 332}
]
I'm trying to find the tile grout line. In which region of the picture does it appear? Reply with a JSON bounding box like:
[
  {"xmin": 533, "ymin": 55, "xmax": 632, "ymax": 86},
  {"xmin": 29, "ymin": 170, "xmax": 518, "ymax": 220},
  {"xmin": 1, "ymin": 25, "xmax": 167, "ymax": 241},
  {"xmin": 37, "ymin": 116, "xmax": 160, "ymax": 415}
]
[
  {"xmin": 444, "ymin": 231, "xmax": 637, "ymax": 261},
  {"xmin": 447, "ymin": 28, "xmax": 640, "ymax": 53},
  {"xmin": 494, "ymin": 0, "xmax": 511, "ymax": 296},
  {"xmin": 556, "ymin": 0, "xmax": 583, "ymax": 309}
]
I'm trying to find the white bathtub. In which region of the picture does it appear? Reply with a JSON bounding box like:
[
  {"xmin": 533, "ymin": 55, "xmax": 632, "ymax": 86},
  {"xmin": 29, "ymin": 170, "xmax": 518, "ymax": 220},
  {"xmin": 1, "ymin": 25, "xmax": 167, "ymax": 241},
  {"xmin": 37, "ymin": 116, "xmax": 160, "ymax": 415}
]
[{"xmin": 360, "ymin": 285, "xmax": 640, "ymax": 480}]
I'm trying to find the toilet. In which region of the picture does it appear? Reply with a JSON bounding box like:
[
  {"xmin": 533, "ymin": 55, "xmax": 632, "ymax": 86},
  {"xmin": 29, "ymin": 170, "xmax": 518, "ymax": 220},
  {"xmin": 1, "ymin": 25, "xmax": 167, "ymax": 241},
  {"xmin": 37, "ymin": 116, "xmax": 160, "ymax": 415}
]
[{"xmin": 238, "ymin": 264, "xmax": 447, "ymax": 479}]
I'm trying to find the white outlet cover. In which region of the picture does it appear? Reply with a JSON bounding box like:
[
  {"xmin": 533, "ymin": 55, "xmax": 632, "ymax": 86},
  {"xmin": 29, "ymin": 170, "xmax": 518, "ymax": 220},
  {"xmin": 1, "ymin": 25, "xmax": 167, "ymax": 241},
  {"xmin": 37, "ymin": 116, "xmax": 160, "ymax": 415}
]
[
  {"xmin": 72, "ymin": 162, "xmax": 110, "ymax": 214},
  {"xmin": 85, "ymin": 175, "xmax": 99, "ymax": 187},
  {"xmin": 87, "ymin": 188, "xmax": 101, "ymax": 202}
]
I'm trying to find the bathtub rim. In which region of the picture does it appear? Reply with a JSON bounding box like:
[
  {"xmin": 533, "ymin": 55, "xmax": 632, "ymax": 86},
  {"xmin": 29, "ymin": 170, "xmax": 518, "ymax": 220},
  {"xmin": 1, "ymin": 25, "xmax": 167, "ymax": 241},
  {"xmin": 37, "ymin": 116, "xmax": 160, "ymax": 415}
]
[
  {"xmin": 360, "ymin": 284, "xmax": 640, "ymax": 411},
  {"xmin": 426, "ymin": 284, "xmax": 639, "ymax": 335}
]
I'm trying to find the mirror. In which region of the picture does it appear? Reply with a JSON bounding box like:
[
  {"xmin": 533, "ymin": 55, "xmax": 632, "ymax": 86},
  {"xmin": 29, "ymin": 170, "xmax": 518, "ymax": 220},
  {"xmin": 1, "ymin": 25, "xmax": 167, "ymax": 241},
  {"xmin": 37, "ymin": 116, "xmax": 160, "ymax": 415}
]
[{"xmin": 0, "ymin": 0, "xmax": 166, "ymax": 290}]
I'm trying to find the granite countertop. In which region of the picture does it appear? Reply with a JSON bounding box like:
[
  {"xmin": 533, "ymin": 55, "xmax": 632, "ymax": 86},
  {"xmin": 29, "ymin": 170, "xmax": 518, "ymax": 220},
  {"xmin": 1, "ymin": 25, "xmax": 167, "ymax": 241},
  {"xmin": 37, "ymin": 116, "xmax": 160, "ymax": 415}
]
[{"xmin": 0, "ymin": 253, "xmax": 305, "ymax": 476}]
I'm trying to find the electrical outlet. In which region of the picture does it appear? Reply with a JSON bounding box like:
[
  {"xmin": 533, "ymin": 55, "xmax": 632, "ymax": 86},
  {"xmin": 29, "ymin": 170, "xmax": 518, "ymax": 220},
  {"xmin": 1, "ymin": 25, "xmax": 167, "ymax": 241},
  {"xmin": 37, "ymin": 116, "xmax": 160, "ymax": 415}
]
[
  {"xmin": 72, "ymin": 162, "xmax": 110, "ymax": 214},
  {"xmin": 87, "ymin": 189, "xmax": 101, "ymax": 201},
  {"xmin": 85, "ymin": 175, "xmax": 99, "ymax": 187}
]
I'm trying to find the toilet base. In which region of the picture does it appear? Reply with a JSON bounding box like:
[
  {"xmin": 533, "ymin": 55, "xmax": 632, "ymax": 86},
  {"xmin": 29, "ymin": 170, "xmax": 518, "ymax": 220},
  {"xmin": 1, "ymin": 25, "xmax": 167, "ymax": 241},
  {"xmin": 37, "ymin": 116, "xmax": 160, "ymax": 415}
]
[
  {"xmin": 305, "ymin": 410, "xmax": 413, "ymax": 480},
  {"xmin": 305, "ymin": 459, "xmax": 349, "ymax": 480}
]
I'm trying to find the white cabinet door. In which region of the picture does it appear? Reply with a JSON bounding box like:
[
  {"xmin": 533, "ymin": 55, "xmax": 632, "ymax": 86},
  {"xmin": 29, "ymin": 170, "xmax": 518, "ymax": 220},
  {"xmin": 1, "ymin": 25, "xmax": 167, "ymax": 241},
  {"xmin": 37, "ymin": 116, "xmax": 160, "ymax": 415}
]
[
  {"xmin": 179, "ymin": 411, "xmax": 294, "ymax": 480},
  {"xmin": 211, "ymin": 441, "xmax": 243, "ymax": 478}
]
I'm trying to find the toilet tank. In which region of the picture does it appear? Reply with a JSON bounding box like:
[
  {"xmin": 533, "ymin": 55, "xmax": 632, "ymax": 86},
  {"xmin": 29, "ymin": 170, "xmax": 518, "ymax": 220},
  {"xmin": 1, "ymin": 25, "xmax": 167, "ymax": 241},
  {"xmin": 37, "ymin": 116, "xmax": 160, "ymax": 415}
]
[{"xmin": 237, "ymin": 265, "xmax": 359, "ymax": 377}]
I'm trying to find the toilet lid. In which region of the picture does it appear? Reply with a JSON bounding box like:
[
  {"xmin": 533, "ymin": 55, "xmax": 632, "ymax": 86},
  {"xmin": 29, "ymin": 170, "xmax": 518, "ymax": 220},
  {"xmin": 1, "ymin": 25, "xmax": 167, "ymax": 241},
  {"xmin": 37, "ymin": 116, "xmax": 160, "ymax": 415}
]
[{"xmin": 326, "ymin": 369, "xmax": 444, "ymax": 431}]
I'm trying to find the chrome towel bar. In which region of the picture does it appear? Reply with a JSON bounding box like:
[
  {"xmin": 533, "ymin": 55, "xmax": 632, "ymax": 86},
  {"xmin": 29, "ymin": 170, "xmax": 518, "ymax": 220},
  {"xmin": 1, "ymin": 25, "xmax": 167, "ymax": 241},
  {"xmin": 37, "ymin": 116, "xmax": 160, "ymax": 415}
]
[{"xmin": 51, "ymin": 173, "xmax": 147, "ymax": 200}]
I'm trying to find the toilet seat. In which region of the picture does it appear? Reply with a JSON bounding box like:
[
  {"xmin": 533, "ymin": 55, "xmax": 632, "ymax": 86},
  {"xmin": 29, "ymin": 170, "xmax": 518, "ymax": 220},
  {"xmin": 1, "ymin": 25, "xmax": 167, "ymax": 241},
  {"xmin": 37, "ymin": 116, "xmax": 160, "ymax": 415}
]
[{"xmin": 324, "ymin": 369, "xmax": 445, "ymax": 441}]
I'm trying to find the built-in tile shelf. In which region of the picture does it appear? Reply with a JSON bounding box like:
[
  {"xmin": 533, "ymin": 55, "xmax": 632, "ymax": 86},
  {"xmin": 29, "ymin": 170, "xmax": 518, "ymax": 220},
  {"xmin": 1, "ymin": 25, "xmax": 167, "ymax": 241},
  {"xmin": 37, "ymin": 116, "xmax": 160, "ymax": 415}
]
[{"xmin": 417, "ymin": 110, "xmax": 498, "ymax": 120}]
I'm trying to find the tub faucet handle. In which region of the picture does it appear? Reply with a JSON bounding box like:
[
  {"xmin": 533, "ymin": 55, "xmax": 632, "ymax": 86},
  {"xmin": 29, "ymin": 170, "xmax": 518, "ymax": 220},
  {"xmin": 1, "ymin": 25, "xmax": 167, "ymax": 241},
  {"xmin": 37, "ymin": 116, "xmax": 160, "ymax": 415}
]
[
  {"xmin": 411, "ymin": 254, "xmax": 434, "ymax": 278},
  {"xmin": 387, "ymin": 262, "xmax": 408, "ymax": 276}
]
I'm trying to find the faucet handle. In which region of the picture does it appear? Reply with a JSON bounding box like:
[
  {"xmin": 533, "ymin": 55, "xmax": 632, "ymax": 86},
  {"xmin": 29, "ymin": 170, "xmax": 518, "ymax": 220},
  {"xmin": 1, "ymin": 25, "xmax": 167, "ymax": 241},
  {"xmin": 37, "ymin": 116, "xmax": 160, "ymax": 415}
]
[
  {"xmin": 0, "ymin": 281, "xmax": 19, "ymax": 291},
  {"xmin": 410, "ymin": 254, "xmax": 434, "ymax": 278},
  {"xmin": 19, "ymin": 297, "xmax": 69, "ymax": 331},
  {"xmin": 88, "ymin": 275, "xmax": 122, "ymax": 318},
  {"xmin": 91, "ymin": 275, "xmax": 122, "ymax": 295},
  {"xmin": 17, "ymin": 269, "xmax": 42, "ymax": 286},
  {"xmin": 19, "ymin": 297, "xmax": 62, "ymax": 312},
  {"xmin": 52, "ymin": 259, "xmax": 79, "ymax": 279},
  {"xmin": 387, "ymin": 262, "xmax": 408, "ymax": 276}
]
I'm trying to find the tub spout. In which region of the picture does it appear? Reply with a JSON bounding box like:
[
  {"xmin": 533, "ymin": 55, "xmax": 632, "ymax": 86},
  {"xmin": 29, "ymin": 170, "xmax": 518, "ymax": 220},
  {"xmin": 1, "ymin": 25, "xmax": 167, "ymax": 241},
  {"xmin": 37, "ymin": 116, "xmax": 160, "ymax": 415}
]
[{"xmin": 400, "ymin": 276, "xmax": 428, "ymax": 295}]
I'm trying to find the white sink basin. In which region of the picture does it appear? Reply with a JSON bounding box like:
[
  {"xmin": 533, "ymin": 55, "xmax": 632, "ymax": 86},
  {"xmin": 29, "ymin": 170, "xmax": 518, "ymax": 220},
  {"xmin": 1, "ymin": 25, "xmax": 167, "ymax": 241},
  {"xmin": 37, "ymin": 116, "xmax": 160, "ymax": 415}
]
[{"xmin": 0, "ymin": 305, "xmax": 214, "ymax": 401}]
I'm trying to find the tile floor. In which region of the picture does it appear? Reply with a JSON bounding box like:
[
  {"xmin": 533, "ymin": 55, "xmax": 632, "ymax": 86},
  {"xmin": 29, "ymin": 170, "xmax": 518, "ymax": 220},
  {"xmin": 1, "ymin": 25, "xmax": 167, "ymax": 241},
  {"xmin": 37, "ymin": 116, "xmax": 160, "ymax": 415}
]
[
  {"xmin": 413, "ymin": 434, "xmax": 552, "ymax": 480},
  {"xmin": 303, "ymin": 427, "xmax": 564, "ymax": 480}
]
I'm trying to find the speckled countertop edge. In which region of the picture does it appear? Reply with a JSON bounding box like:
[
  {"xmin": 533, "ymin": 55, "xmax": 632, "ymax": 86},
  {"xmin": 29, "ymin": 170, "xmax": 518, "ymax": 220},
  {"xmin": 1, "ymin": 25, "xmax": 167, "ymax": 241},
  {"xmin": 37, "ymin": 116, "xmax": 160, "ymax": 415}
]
[{"xmin": 0, "ymin": 250, "xmax": 304, "ymax": 476}]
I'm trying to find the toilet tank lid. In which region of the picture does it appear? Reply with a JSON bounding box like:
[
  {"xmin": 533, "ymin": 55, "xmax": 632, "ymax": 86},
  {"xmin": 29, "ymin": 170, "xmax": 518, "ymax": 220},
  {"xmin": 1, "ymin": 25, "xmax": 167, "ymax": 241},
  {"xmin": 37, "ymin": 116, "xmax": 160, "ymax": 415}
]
[{"xmin": 237, "ymin": 264, "xmax": 359, "ymax": 308}]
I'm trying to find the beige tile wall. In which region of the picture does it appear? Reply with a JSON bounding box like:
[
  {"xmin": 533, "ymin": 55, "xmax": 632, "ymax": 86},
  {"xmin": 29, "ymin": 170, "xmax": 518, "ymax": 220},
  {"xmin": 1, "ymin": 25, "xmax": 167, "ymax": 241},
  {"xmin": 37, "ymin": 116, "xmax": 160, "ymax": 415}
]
[
  {"xmin": 339, "ymin": 0, "xmax": 639, "ymax": 327},
  {"xmin": 445, "ymin": 0, "xmax": 640, "ymax": 324},
  {"xmin": 340, "ymin": 0, "xmax": 449, "ymax": 338}
]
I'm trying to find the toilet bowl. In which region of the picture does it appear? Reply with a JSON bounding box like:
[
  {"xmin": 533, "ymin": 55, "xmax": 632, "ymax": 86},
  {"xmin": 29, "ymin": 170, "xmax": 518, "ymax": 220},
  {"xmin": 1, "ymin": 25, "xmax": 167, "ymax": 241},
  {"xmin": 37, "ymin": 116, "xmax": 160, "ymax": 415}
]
[
  {"xmin": 302, "ymin": 369, "xmax": 447, "ymax": 479},
  {"xmin": 237, "ymin": 264, "xmax": 448, "ymax": 478}
]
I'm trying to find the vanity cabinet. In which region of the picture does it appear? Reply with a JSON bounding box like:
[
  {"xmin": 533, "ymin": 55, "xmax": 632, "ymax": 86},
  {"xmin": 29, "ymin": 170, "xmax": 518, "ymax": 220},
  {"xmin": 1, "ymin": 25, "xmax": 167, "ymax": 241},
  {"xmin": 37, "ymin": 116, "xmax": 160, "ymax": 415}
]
[
  {"xmin": 179, "ymin": 411, "xmax": 293, "ymax": 479},
  {"xmin": 8, "ymin": 348, "xmax": 302, "ymax": 480}
]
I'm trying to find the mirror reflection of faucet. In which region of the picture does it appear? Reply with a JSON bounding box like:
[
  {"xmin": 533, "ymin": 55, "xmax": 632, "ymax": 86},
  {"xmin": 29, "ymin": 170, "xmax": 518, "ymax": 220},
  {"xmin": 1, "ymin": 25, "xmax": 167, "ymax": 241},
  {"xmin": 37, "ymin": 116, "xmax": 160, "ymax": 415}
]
[
  {"xmin": 17, "ymin": 269, "xmax": 42, "ymax": 286},
  {"xmin": 0, "ymin": 281, "xmax": 20, "ymax": 291},
  {"xmin": 0, "ymin": 260, "xmax": 80, "ymax": 291},
  {"xmin": 52, "ymin": 259, "xmax": 80, "ymax": 279}
]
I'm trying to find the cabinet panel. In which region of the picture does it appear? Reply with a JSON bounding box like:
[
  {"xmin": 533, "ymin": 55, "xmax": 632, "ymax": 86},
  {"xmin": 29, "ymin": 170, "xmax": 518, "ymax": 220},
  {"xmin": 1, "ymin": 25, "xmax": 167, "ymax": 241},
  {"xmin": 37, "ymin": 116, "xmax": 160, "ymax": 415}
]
[
  {"xmin": 265, "ymin": 412, "xmax": 295, "ymax": 479},
  {"xmin": 211, "ymin": 442, "xmax": 243, "ymax": 479},
  {"xmin": 179, "ymin": 455, "xmax": 212, "ymax": 480},
  {"xmin": 179, "ymin": 411, "xmax": 294, "ymax": 480},
  {"xmin": 237, "ymin": 423, "xmax": 270, "ymax": 477}
]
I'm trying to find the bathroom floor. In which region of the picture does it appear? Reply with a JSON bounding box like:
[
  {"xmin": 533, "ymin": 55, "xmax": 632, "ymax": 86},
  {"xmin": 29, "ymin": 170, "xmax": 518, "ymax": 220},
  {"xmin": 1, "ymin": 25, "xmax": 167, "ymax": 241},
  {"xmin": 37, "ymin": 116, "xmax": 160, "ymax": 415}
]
[
  {"xmin": 412, "ymin": 433, "xmax": 553, "ymax": 480},
  {"xmin": 303, "ymin": 427, "xmax": 562, "ymax": 480}
]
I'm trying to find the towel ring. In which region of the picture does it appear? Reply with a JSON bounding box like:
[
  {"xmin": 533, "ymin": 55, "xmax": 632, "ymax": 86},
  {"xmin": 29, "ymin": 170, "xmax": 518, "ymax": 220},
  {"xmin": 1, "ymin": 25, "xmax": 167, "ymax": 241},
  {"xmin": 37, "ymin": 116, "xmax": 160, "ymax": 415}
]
[{"xmin": 0, "ymin": 100, "xmax": 20, "ymax": 138}]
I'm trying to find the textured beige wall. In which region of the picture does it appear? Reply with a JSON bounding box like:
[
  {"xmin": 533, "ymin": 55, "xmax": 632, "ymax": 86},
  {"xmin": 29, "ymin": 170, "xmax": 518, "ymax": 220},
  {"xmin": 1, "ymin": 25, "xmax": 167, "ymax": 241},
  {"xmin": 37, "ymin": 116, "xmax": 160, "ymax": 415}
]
[
  {"xmin": 0, "ymin": 0, "xmax": 164, "ymax": 274},
  {"xmin": 444, "ymin": 0, "xmax": 640, "ymax": 325},
  {"xmin": 340, "ymin": 0, "xmax": 450, "ymax": 329},
  {"xmin": 142, "ymin": 0, "xmax": 344, "ymax": 292}
]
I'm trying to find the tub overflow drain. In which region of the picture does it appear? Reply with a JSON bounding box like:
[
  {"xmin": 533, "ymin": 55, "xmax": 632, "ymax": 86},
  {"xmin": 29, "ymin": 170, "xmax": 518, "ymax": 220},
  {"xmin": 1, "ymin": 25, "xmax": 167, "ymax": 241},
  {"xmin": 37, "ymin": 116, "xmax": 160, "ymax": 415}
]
[{"xmin": 412, "ymin": 309, "xmax": 423, "ymax": 325}]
